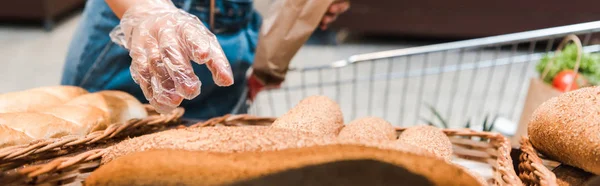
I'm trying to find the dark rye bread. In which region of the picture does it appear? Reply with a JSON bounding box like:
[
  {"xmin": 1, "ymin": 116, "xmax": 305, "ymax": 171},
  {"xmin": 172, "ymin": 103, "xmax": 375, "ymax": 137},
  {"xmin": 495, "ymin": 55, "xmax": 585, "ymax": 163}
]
[
  {"xmin": 271, "ymin": 95, "xmax": 344, "ymax": 136},
  {"xmin": 103, "ymin": 126, "xmax": 434, "ymax": 164},
  {"xmin": 397, "ymin": 125, "xmax": 453, "ymax": 161},
  {"xmin": 338, "ymin": 117, "xmax": 397, "ymax": 142},
  {"xmin": 528, "ymin": 86, "xmax": 600, "ymax": 174},
  {"xmin": 85, "ymin": 145, "xmax": 484, "ymax": 186}
]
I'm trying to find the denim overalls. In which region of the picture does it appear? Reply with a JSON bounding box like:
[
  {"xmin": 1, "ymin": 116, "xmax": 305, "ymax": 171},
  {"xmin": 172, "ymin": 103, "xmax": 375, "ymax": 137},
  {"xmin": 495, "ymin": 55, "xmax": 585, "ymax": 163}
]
[{"xmin": 61, "ymin": 0, "xmax": 261, "ymax": 119}]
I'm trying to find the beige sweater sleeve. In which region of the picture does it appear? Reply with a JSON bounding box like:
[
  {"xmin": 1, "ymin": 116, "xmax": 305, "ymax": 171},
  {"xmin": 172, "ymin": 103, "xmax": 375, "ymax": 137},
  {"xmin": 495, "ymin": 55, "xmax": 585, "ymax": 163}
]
[{"xmin": 252, "ymin": 0, "xmax": 335, "ymax": 85}]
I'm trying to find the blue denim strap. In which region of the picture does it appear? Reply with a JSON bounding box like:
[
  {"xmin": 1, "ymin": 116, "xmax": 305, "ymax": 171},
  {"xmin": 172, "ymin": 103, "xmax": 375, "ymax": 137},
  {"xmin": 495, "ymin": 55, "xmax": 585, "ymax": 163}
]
[{"xmin": 182, "ymin": 0, "xmax": 193, "ymax": 11}]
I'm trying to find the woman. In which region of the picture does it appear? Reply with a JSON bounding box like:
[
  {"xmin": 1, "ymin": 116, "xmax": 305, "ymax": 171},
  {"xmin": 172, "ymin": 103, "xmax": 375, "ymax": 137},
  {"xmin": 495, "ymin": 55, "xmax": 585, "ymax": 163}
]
[{"xmin": 61, "ymin": 0, "xmax": 349, "ymax": 119}]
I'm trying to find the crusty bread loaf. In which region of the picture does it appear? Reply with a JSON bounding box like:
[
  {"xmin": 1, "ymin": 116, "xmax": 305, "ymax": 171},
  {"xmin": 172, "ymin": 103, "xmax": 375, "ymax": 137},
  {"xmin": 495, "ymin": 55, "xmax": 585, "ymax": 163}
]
[
  {"xmin": 528, "ymin": 86, "xmax": 600, "ymax": 174},
  {"xmin": 29, "ymin": 86, "xmax": 88, "ymax": 101},
  {"xmin": 0, "ymin": 86, "xmax": 87, "ymax": 113},
  {"xmin": 86, "ymin": 145, "xmax": 483, "ymax": 186},
  {"xmin": 338, "ymin": 117, "xmax": 397, "ymax": 142},
  {"xmin": 0, "ymin": 124, "xmax": 32, "ymax": 148},
  {"xmin": 397, "ymin": 125, "xmax": 453, "ymax": 161},
  {"xmin": 271, "ymin": 95, "xmax": 344, "ymax": 136},
  {"xmin": 0, "ymin": 90, "xmax": 147, "ymax": 148},
  {"xmin": 38, "ymin": 105, "xmax": 110, "ymax": 133},
  {"xmin": 103, "ymin": 125, "xmax": 435, "ymax": 164},
  {"xmin": 66, "ymin": 91, "xmax": 147, "ymax": 123},
  {"xmin": 103, "ymin": 126, "xmax": 338, "ymax": 163},
  {"xmin": 0, "ymin": 113, "xmax": 79, "ymax": 141}
]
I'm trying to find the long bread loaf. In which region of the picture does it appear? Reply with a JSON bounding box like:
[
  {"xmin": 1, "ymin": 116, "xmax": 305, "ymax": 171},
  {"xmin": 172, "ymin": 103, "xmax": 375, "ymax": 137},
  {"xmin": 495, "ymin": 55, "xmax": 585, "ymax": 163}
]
[
  {"xmin": 0, "ymin": 90, "xmax": 148, "ymax": 148},
  {"xmin": 87, "ymin": 145, "xmax": 483, "ymax": 186},
  {"xmin": 0, "ymin": 86, "xmax": 88, "ymax": 113}
]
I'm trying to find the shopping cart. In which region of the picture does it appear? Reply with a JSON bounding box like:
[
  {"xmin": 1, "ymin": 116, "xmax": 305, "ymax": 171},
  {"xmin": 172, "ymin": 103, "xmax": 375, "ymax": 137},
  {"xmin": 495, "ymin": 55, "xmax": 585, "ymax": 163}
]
[{"xmin": 239, "ymin": 21, "xmax": 600, "ymax": 134}]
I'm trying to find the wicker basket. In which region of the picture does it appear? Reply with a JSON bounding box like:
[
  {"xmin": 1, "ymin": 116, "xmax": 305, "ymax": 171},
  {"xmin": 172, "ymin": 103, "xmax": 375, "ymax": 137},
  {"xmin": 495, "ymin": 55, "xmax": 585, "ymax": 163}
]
[
  {"xmin": 517, "ymin": 137, "xmax": 559, "ymax": 186},
  {"xmin": 0, "ymin": 105, "xmax": 184, "ymax": 172},
  {"xmin": 517, "ymin": 136, "xmax": 598, "ymax": 186},
  {"xmin": 2, "ymin": 114, "xmax": 522, "ymax": 185}
]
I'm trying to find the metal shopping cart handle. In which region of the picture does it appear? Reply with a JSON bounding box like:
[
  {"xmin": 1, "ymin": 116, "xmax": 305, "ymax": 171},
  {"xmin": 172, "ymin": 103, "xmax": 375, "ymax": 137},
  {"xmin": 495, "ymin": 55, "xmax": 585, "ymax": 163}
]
[{"xmin": 231, "ymin": 86, "xmax": 251, "ymax": 115}]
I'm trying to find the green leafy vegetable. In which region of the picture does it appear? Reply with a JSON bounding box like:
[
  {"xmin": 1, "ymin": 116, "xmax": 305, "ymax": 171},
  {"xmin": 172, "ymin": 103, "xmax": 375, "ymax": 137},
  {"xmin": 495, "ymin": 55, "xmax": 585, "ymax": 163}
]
[{"xmin": 536, "ymin": 43, "xmax": 600, "ymax": 85}]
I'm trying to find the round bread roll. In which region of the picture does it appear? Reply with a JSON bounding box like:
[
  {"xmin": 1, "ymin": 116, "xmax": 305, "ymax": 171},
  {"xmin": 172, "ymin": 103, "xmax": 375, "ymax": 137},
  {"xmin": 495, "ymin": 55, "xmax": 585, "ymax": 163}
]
[
  {"xmin": 271, "ymin": 95, "xmax": 343, "ymax": 136},
  {"xmin": 0, "ymin": 86, "xmax": 88, "ymax": 113},
  {"xmin": 66, "ymin": 90, "xmax": 148, "ymax": 123},
  {"xmin": 397, "ymin": 125, "xmax": 453, "ymax": 161},
  {"xmin": 528, "ymin": 86, "xmax": 600, "ymax": 175},
  {"xmin": 338, "ymin": 117, "xmax": 396, "ymax": 142},
  {"xmin": 87, "ymin": 145, "xmax": 484, "ymax": 186}
]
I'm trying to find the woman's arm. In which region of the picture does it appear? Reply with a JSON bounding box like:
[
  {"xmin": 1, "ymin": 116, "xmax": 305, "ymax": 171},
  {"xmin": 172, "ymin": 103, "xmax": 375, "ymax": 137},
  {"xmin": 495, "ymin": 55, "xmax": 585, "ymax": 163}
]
[{"xmin": 105, "ymin": 0, "xmax": 144, "ymax": 18}]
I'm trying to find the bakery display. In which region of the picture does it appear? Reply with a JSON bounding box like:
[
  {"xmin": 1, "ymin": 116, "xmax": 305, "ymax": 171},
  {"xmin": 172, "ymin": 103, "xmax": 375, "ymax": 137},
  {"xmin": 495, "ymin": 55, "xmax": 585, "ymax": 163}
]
[
  {"xmin": 80, "ymin": 95, "xmax": 493, "ymax": 186},
  {"xmin": 0, "ymin": 89, "xmax": 148, "ymax": 148},
  {"xmin": 2, "ymin": 94, "xmax": 520, "ymax": 185},
  {"xmin": 0, "ymin": 86, "xmax": 88, "ymax": 113},
  {"xmin": 86, "ymin": 145, "xmax": 483, "ymax": 186},
  {"xmin": 528, "ymin": 86, "xmax": 600, "ymax": 174}
]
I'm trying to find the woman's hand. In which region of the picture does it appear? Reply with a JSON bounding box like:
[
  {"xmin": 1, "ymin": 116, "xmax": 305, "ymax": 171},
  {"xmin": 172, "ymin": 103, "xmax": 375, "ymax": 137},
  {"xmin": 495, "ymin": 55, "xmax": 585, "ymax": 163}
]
[
  {"xmin": 319, "ymin": 0, "xmax": 350, "ymax": 30},
  {"xmin": 109, "ymin": 0, "xmax": 233, "ymax": 114}
]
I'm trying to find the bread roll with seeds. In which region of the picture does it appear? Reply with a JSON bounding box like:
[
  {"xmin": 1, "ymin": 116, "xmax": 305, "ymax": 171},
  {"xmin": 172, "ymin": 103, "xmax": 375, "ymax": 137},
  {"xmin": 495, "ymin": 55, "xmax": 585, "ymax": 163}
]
[
  {"xmin": 397, "ymin": 125, "xmax": 452, "ymax": 161},
  {"xmin": 271, "ymin": 95, "xmax": 343, "ymax": 136},
  {"xmin": 338, "ymin": 117, "xmax": 396, "ymax": 142},
  {"xmin": 528, "ymin": 86, "xmax": 600, "ymax": 174},
  {"xmin": 87, "ymin": 145, "xmax": 484, "ymax": 186}
]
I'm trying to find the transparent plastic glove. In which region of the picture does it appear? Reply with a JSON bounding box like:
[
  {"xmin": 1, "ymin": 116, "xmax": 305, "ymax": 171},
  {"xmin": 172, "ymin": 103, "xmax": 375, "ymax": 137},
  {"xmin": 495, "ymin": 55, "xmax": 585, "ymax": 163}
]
[{"xmin": 109, "ymin": 0, "xmax": 233, "ymax": 114}]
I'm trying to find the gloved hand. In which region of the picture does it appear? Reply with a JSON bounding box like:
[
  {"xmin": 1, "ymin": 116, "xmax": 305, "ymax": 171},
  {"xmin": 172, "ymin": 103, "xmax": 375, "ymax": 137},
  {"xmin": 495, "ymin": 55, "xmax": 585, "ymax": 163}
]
[{"xmin": 109, "ymin": 0, "xmax": 233, "ymax": 114}]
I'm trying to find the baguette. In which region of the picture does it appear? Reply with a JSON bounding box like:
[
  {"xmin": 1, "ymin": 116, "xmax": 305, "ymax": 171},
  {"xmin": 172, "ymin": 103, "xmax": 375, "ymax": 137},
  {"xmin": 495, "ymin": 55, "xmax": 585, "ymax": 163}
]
[
  {"xmin": 66, "ymin": 91, "xmax": 147, "ymax": 123},
  {"xmin": 0, "ymin": 90, "xmax": 147, "ymax": 148},
  {"xmin": 0, "ymin": 86, "xmax": 87, "ymax": 113},
  {"xmin": 86, "ymin": 145, "xmax": 483, "ymax": 186},
  {"xmin": 0, "ymin": 124, "xmax": 32, "ymax": 147},
  {"xmin": 528, "ymin": 86, "xmax": 600, "ymax": 174},
  {"xmin": 397, "ymin": 125, "xmax": 453, "ymax": 161},
  {"xmin": 102, "ymin": 126, "xmax": 337, "ymax": 163},
  {"xmin": 103, "ymin": 125, "xmax": 434, "ymax": 164}
]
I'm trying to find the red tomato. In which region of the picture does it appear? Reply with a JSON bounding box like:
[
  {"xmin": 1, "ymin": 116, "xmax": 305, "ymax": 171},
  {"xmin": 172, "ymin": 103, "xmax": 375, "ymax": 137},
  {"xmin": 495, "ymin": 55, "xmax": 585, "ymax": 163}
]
[{"xmin": 552, "ymin": 70, "xmax": 587, "ymax": 92}]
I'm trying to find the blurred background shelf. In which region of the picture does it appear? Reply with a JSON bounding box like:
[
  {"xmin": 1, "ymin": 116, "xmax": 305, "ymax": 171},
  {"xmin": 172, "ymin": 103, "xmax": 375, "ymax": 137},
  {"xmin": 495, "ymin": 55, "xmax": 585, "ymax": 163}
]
[
  {"xmin": 0, "ymin": 0, "xmax": 85, "ymax": 31},
  {"xmin": 330, "ymin": 0, "xmax": 600, "ymax": 38}
]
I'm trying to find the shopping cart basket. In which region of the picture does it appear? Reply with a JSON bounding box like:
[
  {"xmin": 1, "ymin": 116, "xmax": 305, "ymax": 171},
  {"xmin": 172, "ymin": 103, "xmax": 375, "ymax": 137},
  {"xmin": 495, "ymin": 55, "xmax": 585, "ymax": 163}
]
[{"xmin": 236, "ymin": 21, "xmax": 600, "ymax": 133}]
